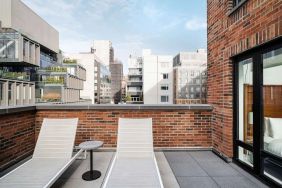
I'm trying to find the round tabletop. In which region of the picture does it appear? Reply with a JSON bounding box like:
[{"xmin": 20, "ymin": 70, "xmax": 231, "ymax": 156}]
[{"xmin": 79, "ymin": 141, "xmax": 103, "ymax": 150}]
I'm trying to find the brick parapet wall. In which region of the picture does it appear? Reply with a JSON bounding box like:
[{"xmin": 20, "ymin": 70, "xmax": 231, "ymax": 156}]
[
  {"xmin": 207, "ymin": 0, "xmax": 282, "ymax": 157},
  {"xmin": 0, "ymin": 110, "xmax": 36, "ymax": 171},
  {"xmin": 35, "ymin": 109, "xmax": 212, "ymax": 148}
]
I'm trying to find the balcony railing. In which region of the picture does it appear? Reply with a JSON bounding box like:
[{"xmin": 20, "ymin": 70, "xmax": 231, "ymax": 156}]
[
  {"xmin": 63, "ymin": 59, "xmax": 77, "ymax": 64},
  {"xmin": 0, "ymin": 72, "xmax": 30, "ymax": 81},
  {"xmin": 39, "ymin": 67, "xmax": 67, "ymax": 73},
  {"xmin": 42, "ymin": 77, "xmax": 65, "ymax": 85}
]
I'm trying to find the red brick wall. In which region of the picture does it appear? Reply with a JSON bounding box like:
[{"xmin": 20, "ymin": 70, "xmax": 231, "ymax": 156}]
[
  {"xmin": 207, "ymin": 0, "xmax": 282, "ymax": 157},
  {"xmin": 0, "ymin": 111, "xmax": 35, "ymax": 171},
  {"xmin": 35, "ymin": 109, "xmax": 212, "ymax": 148}
]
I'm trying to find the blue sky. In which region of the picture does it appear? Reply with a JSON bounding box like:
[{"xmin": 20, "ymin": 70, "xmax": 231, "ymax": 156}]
[{"xmin": 22, "ymin": 0, "xmax": 207, "ymax": 71}]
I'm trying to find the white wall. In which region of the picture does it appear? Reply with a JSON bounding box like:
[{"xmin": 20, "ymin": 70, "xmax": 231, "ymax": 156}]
[
  {"xmin": 93, "ymin": 40, "xmax": 111, "ymax": 66},
  {"xmin": 143, "ymin": 54, "xmax": 158, "ymax": 104},
  {"xmin": 264, "ymin": 65, "xmax": 282, "ymax": 85},
  {"xmin": 0, "ymin": 0, "xmax": 59, "ymax": 52},
  {"xmin": 143, "ymin": 50, "xmax": 173, "ymax": 104}
]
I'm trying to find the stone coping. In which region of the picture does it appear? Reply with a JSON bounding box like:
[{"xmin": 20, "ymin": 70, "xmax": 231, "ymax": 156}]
[
  {"xmin": 36, "ymin": 104, "xmax": 213, "ymax": 110},
  {"xmin": 0, "ymin": 105, "xmax": 36, "ymax": 115},
  {"xmin": 0, "ymin": 104, "xmax": 213, "ymax": 115}
]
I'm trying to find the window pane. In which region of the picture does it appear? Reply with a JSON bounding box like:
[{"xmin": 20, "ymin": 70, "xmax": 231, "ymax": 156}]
[
  {"xmin": 238, "ymin": 58, "xmax": 253, "ymax": 145},
  {"xmin": 161, "ymin": 95, "xmax": 168, "ymax": 102},
  {"xmin": 238, "ymin": 146, "xmax": 253, "ymax": 167},
  {"xmin": 262, "ymin": 47, "xmax": 282, "ymax": 185}
]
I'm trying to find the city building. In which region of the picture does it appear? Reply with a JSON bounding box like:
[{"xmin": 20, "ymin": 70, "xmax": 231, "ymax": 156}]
[
  {"xmin": 36, "ymin": 54, "xmax": 86, "ymax": 104},
  {"xmin": 110, "ymin": 60, "xmax": 123, "ymax": 104},
  {"xmin": 173, "ymin": 49, "xmax": 207, "ymax": 104},
  {"xmin": 208, "ymin": 0, "xmax": 282, "ymax": 186},
  {"xmin": 127, "ymin": 55, "xmax": 143, "ymax": 104},
  {"xmin": 66, "ymin": 52, "xmax": 111, "ymax": 104},
  {"xmin": 93, "ymin": 40, "xmax": 114, "ymax": 66},
  {"xmin": 0, "ymin": 0, "xmax": 85, "ymax": 105},
  {"xmin": 143, "ymin": 49, "xmax": 173, "ymax": 104},
  {"xmin": 121, "ymin": 76, "xmax": 127, "ymax": 103},
  {"xmin": 65, "ymin": 52, "xmax": 95, "ymax": 103},
  {"xmin": 95, "ymin": 60, "xmax": 111, "ymax": 104},
  {"xmin": 0, "ymin": 0, "xmax": 59, "ymax": 106}
]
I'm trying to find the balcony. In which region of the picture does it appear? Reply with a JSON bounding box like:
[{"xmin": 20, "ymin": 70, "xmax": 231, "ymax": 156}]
[
  {"xmin": 128, "ymin": 71, "xmax": 142, "ymax": 76},
  {"xmin": 127, "ymin": 81, "xmax": 143, "ymax": 87},
  {"xmin": 0, "ymin": 105, "xmax": 269, "ymax": 187}
]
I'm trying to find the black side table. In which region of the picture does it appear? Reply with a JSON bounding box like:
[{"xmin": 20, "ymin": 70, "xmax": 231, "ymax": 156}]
[{"xmin": 79, "ymin": 140, "xmax": 103, "ymax": 181}]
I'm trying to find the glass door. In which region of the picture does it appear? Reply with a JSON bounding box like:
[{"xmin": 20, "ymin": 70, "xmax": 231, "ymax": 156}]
[
  {"xmin": 262, "ymin": 47, "xmax": 282, "ymax": 185},
  {"xmin": 234, "ymin": 39, "xmax": 282, "ymax": 187}
]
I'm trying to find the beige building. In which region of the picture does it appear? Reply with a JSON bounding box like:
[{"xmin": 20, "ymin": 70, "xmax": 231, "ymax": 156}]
[
  {"xmin": 173, "ymin": 49, "xmax": 207, "ymax": 104},
  {"xmin": 93, "ymin": 40, "xmax": 114, "ymax": 66}
]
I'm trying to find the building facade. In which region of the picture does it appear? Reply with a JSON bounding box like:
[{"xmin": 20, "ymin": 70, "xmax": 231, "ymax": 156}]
[
  {"xmin": 127, "ymin": 55, "xmax": 143, "ymax": 104},
  {"xmin": 93, "ymin": 40, "xmax": 114, "ymax": 66},
  {"xmin": 65, "ymin": 53, "xmax": 95, "ymax": 103},
  {"xmin": 110, "ymin": 60, "xmax": 123, "ymax": 104},
  {"xmin": 208, "ymin": 0, "xmax": 282, "ymax": 186},
  {"xmin": 173, "ymin": 49, "xmax": 207, "ymax": 104},
  {"xmin": 121, "ymin": 76, "xmax": 127, "ymax": 103},
  {"xmin": 0, "ymin": 0, "xmax": 59, "ymax": 106},
  {"xmin": 143, "ymin": 49, "xmax": 173, "ymax": 104},
  {"xmin": 36, "ymin": 55, "xmax": 86, "ymax": 104},
  {"xmin": 66, "ymin": 52, "xmax": 111, "ymax": 104},
  {"xmin": 95, "ymin": 60, "xmax": 111, "ymax": 104}
]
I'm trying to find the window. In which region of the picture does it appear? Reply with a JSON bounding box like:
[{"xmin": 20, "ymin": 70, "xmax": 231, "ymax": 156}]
[
  {"xmin": 262, "ymin": 47, "xmax": 282, "ymax": 184},
  {"xmin": 233, "ymin": 38, "xmax": 282, "ymax": 186},
  {"xmin": 162, "ymin": 73, "xmax": 168, "ymax": 79},
  {"xmin": 233, "ymin": 0, "xmax": 243, "ymax": 7},
  {"xmin": 161, "ymin": 95, "xmax": 169, "ymax": 103},
  {"xmin": 232, "ymin": 0, "xmax": 247, "ymax": 8},
  {"xmin": 161, "ymin": 85, "xmax": 169, "ymax": 90},
  {"xmin": 0, "ymin": 82, "xmax": 3, "ymax": 101}
]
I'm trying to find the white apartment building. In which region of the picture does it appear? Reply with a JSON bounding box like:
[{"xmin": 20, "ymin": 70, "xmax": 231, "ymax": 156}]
[
  {"xmin": 143, "ymin": 49, "xmax": 173, "ymax": 104},
  {"xmin": 93, "ymin": 40, "xmax": 114, "ymax": 66},
  {"xmin": 127, "ymin": 55, "xmax": 143, "ymax": 104}
]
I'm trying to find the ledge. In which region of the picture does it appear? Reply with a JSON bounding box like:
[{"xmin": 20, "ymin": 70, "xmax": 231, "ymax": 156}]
[
  {"xmin": 0, "ymin": 105, "xmax": 36, "ymax": 115},
  {"xmin": 36, "ymin": 104, "xmax": 213, "ymax": 110}
]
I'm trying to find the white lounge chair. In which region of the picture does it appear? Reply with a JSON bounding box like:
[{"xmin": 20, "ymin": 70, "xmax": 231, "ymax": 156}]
[
  {"xmin": 103, "ymin": 118, "xmax": 164, "ymax": 188},
  {"xmin": 0, "ymin": 118, "xmax": 82, "ymax": 188}
]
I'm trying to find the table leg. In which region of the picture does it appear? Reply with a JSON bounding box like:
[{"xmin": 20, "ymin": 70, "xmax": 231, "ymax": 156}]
[{"xmin": 82, "ymin": 150, "xmax": 102, "ymax": 181}]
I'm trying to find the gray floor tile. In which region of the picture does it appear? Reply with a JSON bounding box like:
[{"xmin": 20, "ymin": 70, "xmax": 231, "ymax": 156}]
[
  {"xmin": 213, "ymin": 176, "xmax": 260, "ymax": 188},
  {"xmin": 170, "ymin": 162, "xmax": 208, "ymax": 177},
  {"xmin": 177, "ymin": 177, "xmax": 219, "ymax": 188},
  {"xmin": 229, "ymin": 163, "xmax": 269, "ymax": 188},
  {"xmin": 164, "ymin": 152, "xmax": 193, "ymax": 163},
  {"xmin": 190, "ymin": 151, "xmax": 223, "ymax": 162},
  {"xmin": 199, "ymin": 161, "xmax": 241, "ymax": 177}
]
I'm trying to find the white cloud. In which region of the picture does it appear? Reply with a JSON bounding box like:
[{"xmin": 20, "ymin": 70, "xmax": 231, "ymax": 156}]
[{"xmin": 185, "ymin": 18, "xmax": 207, "ymax": 31}]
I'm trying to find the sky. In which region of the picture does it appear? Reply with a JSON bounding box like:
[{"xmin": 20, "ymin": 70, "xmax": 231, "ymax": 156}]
[{"xmin": 22, "ymin": 0, "xmax": 207, "ymax": 73}]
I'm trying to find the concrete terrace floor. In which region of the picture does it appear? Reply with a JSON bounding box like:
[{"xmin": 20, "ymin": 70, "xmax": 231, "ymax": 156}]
[
  {"xmin": 1, "ymin": 151, "xmax": 269, "ymax": 188},
  {"xmin": 164, "ymin": 151, "xmax": 268, "ymax": 188}
]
